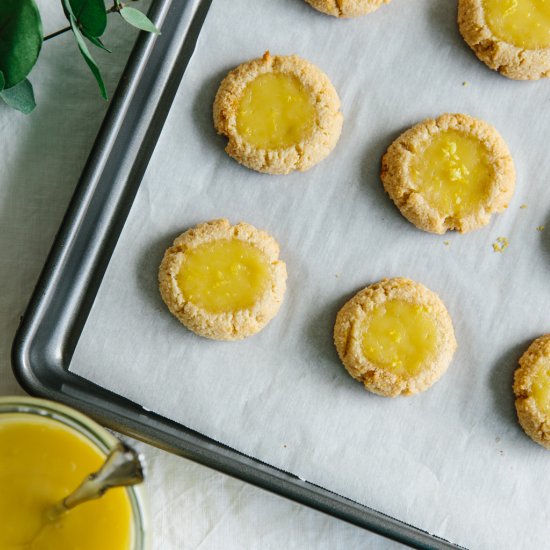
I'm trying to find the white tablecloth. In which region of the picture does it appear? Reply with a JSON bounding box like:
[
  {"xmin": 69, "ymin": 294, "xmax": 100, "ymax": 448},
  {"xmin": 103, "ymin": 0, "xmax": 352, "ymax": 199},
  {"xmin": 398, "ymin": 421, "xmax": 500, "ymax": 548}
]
[{"xmin": 0, "ymin": 1, "xmax": 404, "ymax": 548}]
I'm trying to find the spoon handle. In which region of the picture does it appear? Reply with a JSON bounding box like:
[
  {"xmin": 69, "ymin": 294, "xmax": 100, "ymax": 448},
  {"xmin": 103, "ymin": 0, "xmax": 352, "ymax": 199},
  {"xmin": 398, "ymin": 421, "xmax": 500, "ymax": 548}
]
[{"xmin": 47, "ymin": 442, "xmax": 144, "ymax": 520}]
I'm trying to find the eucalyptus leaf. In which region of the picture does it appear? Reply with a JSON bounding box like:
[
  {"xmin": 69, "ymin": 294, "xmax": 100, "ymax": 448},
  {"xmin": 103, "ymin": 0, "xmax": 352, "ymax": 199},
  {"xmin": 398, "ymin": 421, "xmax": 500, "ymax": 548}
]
[
  {"xmin": 69, "ymin": 14, "xmax": 108, "ymax": 99},
  {"xmin": 120, "ymin": 7, "xmax": 160, "ymax": 35},
  {"xmin": 0, "ymin": 78, "xmax": 36, "ymax": 114},
  {"xmin": 0, "ymin": 0, "xmax": 43, "ymax": 88},
  {"xmin": 0, "ymin": 72, "xmax": 4, "ymax": 91},
  {"xmin": 87, "ymin": 35, "xmax": 111, "ymax": 53},
  {"xmin": 69, "ymin": 0, "xmax": 107, "ymax": 38}
]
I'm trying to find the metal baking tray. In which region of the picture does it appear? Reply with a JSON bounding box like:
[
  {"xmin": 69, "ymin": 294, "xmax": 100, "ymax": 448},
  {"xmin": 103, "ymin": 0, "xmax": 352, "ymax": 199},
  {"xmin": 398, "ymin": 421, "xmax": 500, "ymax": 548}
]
[{"xmin": 12, "ymin": 1, "xmax": 462, "ymax": 548}]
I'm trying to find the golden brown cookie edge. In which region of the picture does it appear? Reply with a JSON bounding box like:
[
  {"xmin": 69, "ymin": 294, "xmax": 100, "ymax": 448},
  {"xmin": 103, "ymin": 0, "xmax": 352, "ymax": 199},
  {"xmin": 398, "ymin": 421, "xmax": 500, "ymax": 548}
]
[
  {"xmin": 159, "ymin": 219, "xmax": 287, "ymax": 341},
  {"xmin": 380, "ymin": 113, "xmax": 515, "ymax": 234},
  {"xmin": 458, "ymin": 0, "xmax": 550, "ymax": 80},
  {"xmin": 213, "ymin": 52, "xmax": 343, "ymax": 175},
  {"xmin": 305, "ymin": 0, "xmax": 391, "ymax": 18},
  {"xmin": 333, "ymin": 277, "xmax": 457, "ymax": 397},
  {"xmin": 513, "ymin": 335, "xmax": 550, "ymax": 450}
]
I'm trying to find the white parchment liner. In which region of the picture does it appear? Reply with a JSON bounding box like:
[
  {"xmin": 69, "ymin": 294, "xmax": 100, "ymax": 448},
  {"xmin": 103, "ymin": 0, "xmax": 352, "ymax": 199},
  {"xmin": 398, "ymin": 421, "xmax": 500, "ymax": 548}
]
[{"xmin": 71, "ymin": 1, "xmax": 550, "ymax": 547}]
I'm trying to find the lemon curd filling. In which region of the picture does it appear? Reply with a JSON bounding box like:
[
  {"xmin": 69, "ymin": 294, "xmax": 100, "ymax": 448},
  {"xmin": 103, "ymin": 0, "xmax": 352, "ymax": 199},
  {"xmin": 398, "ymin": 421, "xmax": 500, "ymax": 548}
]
[
  {"xmin": 236, "ymin": 72, "xmax": 316, "ymax": 150},
  {"xmin": 531, "ymin": 361, "xmax": 550, "ymax": 415},
  {"xmin": 483, "ymin": 0, "xmax": 550, "ymax": 49},
  {"xmin": 0, "ymin": 414, "xmax": 132, "ymax": 550},
  {"xmin": 361, "ymin": 300, "xmax": 438, "ymax": 376},
  {"xmin": 410, "ymin": 130, "xmax": 492, "ymax": 217},
  {"xmin": 177, "ymin": 239, "xmax": 271, "ymax": 314}
]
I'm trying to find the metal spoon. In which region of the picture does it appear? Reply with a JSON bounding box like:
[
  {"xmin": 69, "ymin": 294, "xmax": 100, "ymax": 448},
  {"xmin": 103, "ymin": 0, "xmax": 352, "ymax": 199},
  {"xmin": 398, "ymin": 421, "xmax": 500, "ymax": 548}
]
[{"xmin": 45, "ymin": 442, "xmax": 144, "ymax": 522}]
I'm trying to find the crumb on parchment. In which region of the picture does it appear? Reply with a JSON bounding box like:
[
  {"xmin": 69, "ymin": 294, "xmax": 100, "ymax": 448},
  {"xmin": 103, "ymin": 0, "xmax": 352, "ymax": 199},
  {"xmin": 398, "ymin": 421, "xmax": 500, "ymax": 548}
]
[
  {"xmin": 462, "ymin": 81, "xmax": 468, "ymax": 87},
  {"xmin": 537, "ymin": 225, "xmax": 545, "ymax": 232},
  {"xmin": 520, "ymin": 204, "xmax": 528, "ymax": 209},
  {"xmin": 492, "ymin": 237, "xmax": 509, "ymax": 253},
  {"xmin": 444, "ymin": 241, "xmax": 450, "ymax": 246}
]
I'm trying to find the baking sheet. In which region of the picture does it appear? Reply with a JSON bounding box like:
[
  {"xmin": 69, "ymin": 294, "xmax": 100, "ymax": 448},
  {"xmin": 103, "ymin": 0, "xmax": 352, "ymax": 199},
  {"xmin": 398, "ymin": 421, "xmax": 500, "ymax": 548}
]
[{"xmin": 70, "ymin": 1, "xmax": 550, "ymax": 547}]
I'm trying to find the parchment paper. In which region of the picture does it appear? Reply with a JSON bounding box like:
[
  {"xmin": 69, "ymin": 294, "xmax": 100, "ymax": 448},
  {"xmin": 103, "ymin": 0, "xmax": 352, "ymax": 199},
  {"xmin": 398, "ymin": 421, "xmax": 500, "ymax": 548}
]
[{"xmin": 70, "ymin": 1, "xmax": 550, "ymax": 547}]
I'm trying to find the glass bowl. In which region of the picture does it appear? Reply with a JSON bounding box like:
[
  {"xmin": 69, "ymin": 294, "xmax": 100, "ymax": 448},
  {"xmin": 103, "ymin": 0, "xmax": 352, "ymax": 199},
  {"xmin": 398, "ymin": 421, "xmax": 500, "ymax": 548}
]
[{"xmin": 0, "ymin": 395, "xmax": 148, "ymax": 549}]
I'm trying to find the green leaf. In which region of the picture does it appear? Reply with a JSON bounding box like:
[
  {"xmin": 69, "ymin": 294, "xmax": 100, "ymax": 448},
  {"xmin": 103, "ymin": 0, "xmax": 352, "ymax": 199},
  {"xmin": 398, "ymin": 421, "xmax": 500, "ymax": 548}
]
[
  {"xmin": 0, "ymin": 0, "xmax": 43, "ymax": 88},
  {"xmin": 119, "ymin": 7, "xmax": 161, "ymax": 35},
  {"xmin": 69, "ymin": 14, "xmax": 108, "ymax": 99},
  {"xmin": 69, "ymin": 0, "xmax": 107, "ymax": 38},
  {"xmin": 86, "ymin": 35, "xmax": 111, "ymax": 53},
  {"xmin": 0, "ymin": 72, "xmax": 4, "ymax": 91},
  {"xmin": 0, "ymin": 78, "xmax": 36, "ymax": 114}
]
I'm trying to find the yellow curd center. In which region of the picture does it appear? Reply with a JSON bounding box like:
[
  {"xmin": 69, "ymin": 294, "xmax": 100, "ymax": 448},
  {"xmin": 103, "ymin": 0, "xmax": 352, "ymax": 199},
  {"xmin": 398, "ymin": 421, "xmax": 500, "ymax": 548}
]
[
  {"xmin": 0, "ymin": 414, "xmax": 132, "ymax": 550},
  {"xmin": 361, "ymin": 300, "xmax": 438, "ymax": 376},
  {"xmin": 177, "ymin": 239, "xmax": 271, "ymax": 314},
  {"xmin": 483, "ymin": 0, "xmax": 550, "ymax": 49},
  {"xmin": 410, "ymin": 130, "xmax": 492, "ymax": 218},
  {"xmin": 236, "ymin": 72, "xmax": 316, "ymax": 149},
  {"xmin": 531, "ymin": 361, "xmax": 550, "ymax": 415}
]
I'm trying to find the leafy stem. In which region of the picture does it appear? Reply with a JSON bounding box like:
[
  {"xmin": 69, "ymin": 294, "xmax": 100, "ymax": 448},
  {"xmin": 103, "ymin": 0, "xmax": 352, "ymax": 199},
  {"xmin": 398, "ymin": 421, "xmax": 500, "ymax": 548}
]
[
  {"xmin": 0, "ymin": 0, "xmax": 159, "ymax": 113},
  {"xmin": 43, "ymin": 25, "xmax": 71, "ymax": 41},
  {"xmin": 44, "ymin": 3, "xmax": 120, "ymax": 41}
]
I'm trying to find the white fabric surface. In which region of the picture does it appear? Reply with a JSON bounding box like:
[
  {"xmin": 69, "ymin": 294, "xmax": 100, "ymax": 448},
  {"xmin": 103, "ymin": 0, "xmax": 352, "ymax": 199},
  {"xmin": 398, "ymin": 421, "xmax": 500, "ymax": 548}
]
[{"xmin": 0, "ymin": 1, "xmax": 404, "ymax": 548}]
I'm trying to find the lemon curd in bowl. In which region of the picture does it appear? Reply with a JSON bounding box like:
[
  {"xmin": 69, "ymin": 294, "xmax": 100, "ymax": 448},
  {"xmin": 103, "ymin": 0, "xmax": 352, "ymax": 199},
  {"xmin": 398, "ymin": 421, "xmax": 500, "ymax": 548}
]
[{"xmin": 0, "ymin": 397, "xmax": 147, "ymax": 550}]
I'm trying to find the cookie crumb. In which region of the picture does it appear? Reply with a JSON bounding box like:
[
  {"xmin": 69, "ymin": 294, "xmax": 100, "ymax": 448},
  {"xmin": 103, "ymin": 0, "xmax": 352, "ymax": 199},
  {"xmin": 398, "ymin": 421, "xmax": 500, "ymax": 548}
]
[
  {"xmin": 462, "ymin": 81, "xmax": 469, "ymax": 87},
  {"xmin": 520, "ymin": 204, "xmax": 528, "ymax": 209},
  {"xmin": 443, "ymin": 240, "xmax": 450, "ymax": 246},
  {"xmin": 537, "ymin": 225, "xmax": 545, "ymax": 232},
  {"xmin": 495, "ymin": 436, "xmax": 501, "ymax": 443},
  {"xmin": 492, "ymin": 237, "xmax": 509, "ymax": 253}
]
